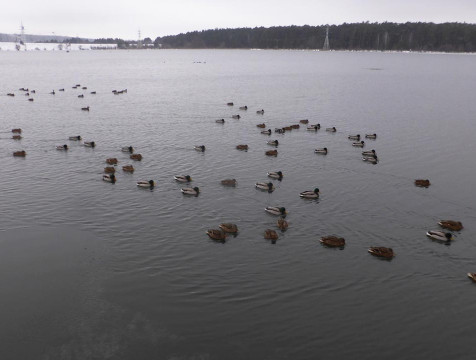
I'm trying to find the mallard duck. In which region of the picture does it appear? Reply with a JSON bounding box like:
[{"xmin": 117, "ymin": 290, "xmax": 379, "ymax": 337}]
[
  {"xmin": 69, "ymin": 136, "xmax": 81, "ymax": 141},
  {"xmin": 78, "ymin": 94, "xmax": 84, "ymax": 98},
  {"xmin": 426, "ymin": 230, "xmax": 453, "ymax": 242},
  {"xmin": 283, "ymin": 126, "xmax": 293, "ymax": 131},
  {"xmin": 277, "ymin": 218, "xmax": 288, "ymax": 231},
  {"xmin": 106, "ymin": 158, "xmax": 118, "ymax": 165},
  {"xmin": 236, "ymin": 144, "xmax": 248, "ymax": 151},
  {"xmin": 264, "ymin": 229, "xmax": 278, "ymax": 241},
  {"xmin": 103, "ymin": 174, "xmax": 116, "ymax": 183},
  {"xmin": 12, "ymin": 128, "xmax": 22, "ymax": 134},
  {"xmin": 352, "ymin": 141, "xmax": 365, "ymax": 147},
  {"xmin": 207, "ymin": 229, "xmax": 227, "ymax": 241},
  {"xmin": 219, "ymin": 223, "xmax": 238, "ymax": 233},
  {"xmin": 265, "ymin": 150, "xmax": 278, "ymax": 156},
  {"xmin": 256, "ymin": 109, "xmax": 264, "ymax": 114},
  {"xmin": 82, "ymin": 86, "xmax": 87, "ymax": 90},
  {"xmin": 174, "ymin": 175, "xmax": 192, "ymax": 182},
  {"xmin": 90, "ymin": 91, "xmax": 96, "ymax": 95},
  {"xmin": 256, "ymin": 182, "xmax": 275, "ymax": 192},
  {"xmin": 104, "ymin": 166, "xmax": 116, "ymax": 173},
  {"xmin": 275, "ymin": 128, "xmax": 285, "ymax": 133},
  {"xmin": 265, "ymin": 206, "xmax": 287, "ymax": 216},
  {"xmin": 232, "ymin": 115, "xmax": 241, "ymax": 119},
  {"xmin": 365, "ymin": 133, "xmax": 377, "ymax": 139},
  {"xmin": 299, "ymin": 119, "xmax": 309, "ymax": 124},
  {"xmin": 194, "ymin": 145, "xmax": 206, "ymax": 152},
  {"xmin": 368, "ymin": 247, "xmax": 394, "ymax": 259},
  {"xmin": 181, "ymin": 187, "xmax": 200, "ymax": 195},
  {"xmin": 121, "ymin": 146, "xmax": 134, "ymax": 153},
  {"xmin": 216, "ymin": 119, "xmax": 225, "ymax": 123},
  {"xmin": 467, "ymin": 273, "xmax": 476, "ymax": 282},
  {"xmin": 221, "ymin": 179, "xmax": 237, "ymax": 186},
  {"xmin": 25, "ymin": 92, "xmax": 30, "ymax": 96},
  {"xmin": 13, "ymin": 150, "xmax": 26, "ymax": 157},
  {"xmin": 348, "ymin": 134, "xmax": 360, "ymax": 140},
  {"xmin": 137, "ymin": 180, "xmax": 155, "ymax": 188},
  {"xmin": 50, "ymin": 90, "xmax": 55, "ymax": 95},
  {"xmin": 326, "ymin": 127, "xmax": 336, "ymax": 132},
  {"xmin": 291, "ymin": 124, "xmax": 300, "ymax": 129},
  {"xmin": 261, "ymin": 129, "xmax": 272, "ymax": 135},
  {"xmin": 7, "ymin": 93, "xmax": 14, "ymax": 97},
  {"xmin": 81, "ymin": 106, "xmax": 90, "ymax": 111},
  {"xmin": 362, "ymin": 150, "xmax": 376, "ymax": 156},
  {"xmin": 130, "ymin": 154, "xmax": 143, "ymax": 161},
  {"xmin": 320, "ymin": 236, "xmax": 345, "ymax": 247},
  {"xmin": 257, "ymin": 123, "xmax": 266, "ymax": 128},
  {"xmin": 28, "ymin": 98, "xmax": 34, "ymax": 102},
  {"xmin": 267, "ymin": 140, "xmax": 279, "ymax": 146},
  {"xmin": 438, "ymin": 220, "xmax": 463, "ymax": 231},
  {"xmin": 415, "ymin": 179, "xmax": 430, "ymax": 187},
  {"xmin": 362, "ymin": 156, "xmax": 378, "ymax": 164},
  {"xmin": 56, "ymin": 144, "xmax": 68, "ymax": 150},
  {"xmin": 267, "ymin": 171, "xmax": 283, "ymax": 180},
  {"xmin": 239, "ymin": 106, "xmax": 248, "ymax": 110},
  {"xmin": 57, "ymin": 88, "xmax": 64, "ymax": 91},
  {"xmin": 227, "ymin": 102, "xmax": 234, "ymax": 106},
  {"xmin": 300, "ymin": 188, "xmax": 320, "ymax": 199},
  {"xmin": 83, "ymin": 141, "xmax": 95, "ymax": 148},
  {"xmin": 314, "ymin": 148, "xmax": 328, "ymax": 154},
  {"xmin": 307, "ymin": 125, "xmax": 319, "ymax": 131},
  {"xmin": 122, "ymin": 165, "xmax": 134, "ymax": 172},
  {"xmin": 12, "ymin": 135, "xmax": 22, "ymax": 140}
]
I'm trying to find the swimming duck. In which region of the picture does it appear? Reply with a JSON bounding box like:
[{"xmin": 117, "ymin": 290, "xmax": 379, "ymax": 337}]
[
  {"xmin": 59, "ymin": 88, "xmax": 65, "ymax": 92},
  {"xmin": 438, "ymin": 220, "xmax": 463, "ymax": 231},
  {"xmin": 81, "ymin": 106, "xmax": 90, "ymax": 111},
  {"xmin": 216, "ymin": 119, "xmax": 225, "ymax": 123},
  {"xmin": 28, "ymin": 98, "xmax": 34, "ymax": 102},
  {"xmin": 82, "ymin": 87, "xmax": 87, "ymax": 90},
  {"xmin": 104, "ymin": 167, "xmax": 116, "ymax": 174},
  {"xmin": 122, "ymin": 165, "xmax": 134, "ymax": 172},
  {"xmin": 232, "ymin": 115, "xmax": 241, "ymax": 119},
  {"xmin": 265, "ymin": 150, "xmax": 278, "ymax": 156},
  {"xmin": 267, "ymin": 171, "xmax": 283, "ymax": 180},
  {"xmin": 219, "ymin": 223, "xmax": 238, "ymax": 233},
  {"xmin": 256, "ymin": 109, "xmax": 264, "ymax": 114},
  {"xmin": 181, "ymin": 187, "xmax": 200, "ymax": 196},
  {"xmin": 264, "ymin": 229, "xmax": 278, "ymax": 241},
  {"xmin": 415, "ymin": 179, "xmax": 430, "ymax": 187},
  {"xmin": 362, "ymin": 156, "xmax": 378, "ymax": 164},
  {"xmin": 320, "ymin": 236, "xmax": 345, "ymax": 247},
  {"xmin": 13, "ymin": 150, "xmax": 26, "ymax": 157},
  {"xmin": 50, "ymin": 90, "xmax": 55, "ymax": 95},
  {"xmin": 174, "ymin": 175, "xmax": 192, "ymax": 182},
  {"xmin": 365, "ymin": 133, "xmax": 377, "ymax": 139},
  {"xmin": 83, "ymin": 141, "xmax": 95, "ymax": 148},
  {"xmin": 307, "ymin": 125, "xmax": 319, "ymax": 131},
  {"xmin": 261, "ymin": 129, "xmax": 272, "ymax": 135},
  {"xmin": 75, "ymin": 84, "xmax": 81, "ymax": 87},
  {"xmin": 102, "ymin": 174, "xmax": 116, "ymax": 183},
  {"xmin": 69, "ymin": 136, "xmax": 82, "ymax": 141},
  {"xmin": 275, "ymin": 128, "xmax": 285, "ymax": 134},
  {"xmin": 130, "ymin": 154, "xmax": 143, "ymax": 161},
  {"xmin": 106, "ymin": 158, "xmax": 118, "ymax": 165},
  {"xmin": 73, "ymin": 86, "xmax": 78, "ymax": 89},
  {"xmin": 56, "ymin": 144, "xmax": 68, "ymax": 150},
  {"xmin": 426, "ymin": 230, "xmax": 453, "ymax": 242},
  {"xmin": 90, "ymin": 91, "xmax": 96, "ymax": 94},
  {"xmin": 239, "ymin": 106, "xmax": 248, "ymax": 110},
  {"xmin": 314, "ymin": 148, "xmax": 328, "ymax": 155},
  {"xmin": 255, "ymin": 182, "xmax": 275, "ymax": 192},
  {"xmin": 236, "ymin": 144, "xmax": 248, "ymax": 151},
  {"xmin": 467, "ymin": 273, "xmax": 476, "ymax": 282},
  {"xmin": 348, "ymin": 134, "xmax": 360, "ymax": 140},
  {"xmin": 368, "ymin": 247, "xmax": 394, "ymax": 259},
  {"xmin": 300, "ymin": 188, "xmax": 320, "ymax": 199},
  {"xmin": 257, "ymin": 123, "xmax": 266, "ymax": 128},
  {"xmin": 121, "ymin": 146, "xmax": 134, "ymax": 153},
  {"xmin": 290, "ymin": 124, "xmax": 300, "ymax": 129},
  {"xmin": 25, "ymin": 92, "xmax": 30, "ymax": 96},
  {"xmin": 326, "ymin": 127, "xmax": 336, "ymax": 132},
  {"xmin": 299, "ymin": 119, "xmax": 309, "ymax": 124},
  {"xmin": 194, "ymin": 145, "xmax": 206, "ymax": 152},
  {"xmin": 137, "ymin": 180, "xmax": 155, "ymax": 188},
  {"xmin": 7, "ymin": 93, "xmax": 15, "ymax": 97},
  {"xmin": 227, "ymin": 102, "xmax": 234, "ymax": 106},
  {"xmin": 352, "ymin": 141, "xmax": 365, "ymax": 147},
  {"xmin": 267, "ymin": 140, "xmax": 279, "ymax": 146},
  {"xmin": 12, "ymin": 135, "xmax": 22, "ymax": 140},
  {"xmin": 78, "ymin": 94, "xmax": 84, "ymax": 98},
  {"xmin": 277, "ymin": 218, "xmax": 288, "ymax": 231},
  {"xmin": 362, "ymin": 150, "xmax": 376, "ymax": 156},
  {"xmin": 12, "ymin": 128, "xmax": 22, "ymax": 134},
  {"xmin": 265, "ymin": 207, "xmax": 287, "ymax": 216},
  {"xmin": 283, "ymin": 126, "xmax": 292, "ymax": 131},
  {"xmin": 221, "ymin": 179, "xmax": 237, "ymax": 186},
  {"xmin": 31, "ymin": 90, "xmax": 36, "ymax": 93},
  {"xmin": 206, "ymin": 229, "xmax": 227, "ymax": 241}
]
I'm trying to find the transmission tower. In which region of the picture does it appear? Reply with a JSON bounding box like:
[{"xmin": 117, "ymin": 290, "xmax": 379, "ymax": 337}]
[
  {"xmin": 137, "ymin": 29, "xmax": 142, "ymax": 49},
  {"xmin": 323, "ymin": 26, "xmax": 330, "ymax": 50}
]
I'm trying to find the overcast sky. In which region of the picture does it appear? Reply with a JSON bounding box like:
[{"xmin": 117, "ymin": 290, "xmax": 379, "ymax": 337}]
[{"xmin": 2, "ymin": 0, "xmax": 476, "ymax": 39}]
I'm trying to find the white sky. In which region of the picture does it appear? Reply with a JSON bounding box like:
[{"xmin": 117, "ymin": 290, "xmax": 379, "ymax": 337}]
[{"xmin": 2, "ymin": 0, "xmax": 476, "ymax": 40}]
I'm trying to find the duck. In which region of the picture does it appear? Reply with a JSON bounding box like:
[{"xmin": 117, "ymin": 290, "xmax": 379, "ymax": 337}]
[
  {"xmin": 81, "ymin": 106, "xmax": 90, "ymax": 111},
  {"xmin": 236, "ymin": 144, "xmax": 248, "ymax": 151},
  {"xmin": 467, "ymin": 273, "xmax": 476, "ymax": 282},
  {"xmin": 239, "ymin": 106, "xmax": 248, "ymax": 110},
  {"xmin": 362, "ymin": 149, "xmax": 376, "ymax": 156},
  {"xmin": 219, "ymin": 223, "xmax": 238, "ymax": 233},
  {"xmin": 326, "ymin": 127, "xmax": 336, "ymax": 132},
  {"xmin": 106, "ymin": 158, "xmax": 118, "ymax": 165},
  {"xmin": 348, "ymin": 134, "xmax": 360, "ymax": 140},
  {"xmin": 50, "ymin": 90, "xmax": 55, "ymax": 95},
  {"xmin": 12, "ymin": 128, "xmax": 22, "ymax": 134},
  {"xmin": 28, "ymin": 98, "xmax": 34, "ymax": 102},
  {"xmin": 59, "ymin": 88, "xmax": 65, "ymax": 92},
  {"xmin": 130, "ymin": 154, "xmax": 143, "ymax": 161},
  {"xmin": 78, "ymin": 94, "xmax": 84, "ymax": 98},
  {"xmin": 13, "ymin": 150, "xmax": 26, "ymax": 157},
  {"xmin": 206, "ymin": 229, "xmax": 227, "ymax": 241},
  {"xmin": 277, "ymin": 218, "xmax": 288, "ymax": 231},
  {"xmin": 264, "ymin": 229, "xmax": 278, "ymax": 241},
  {"xmin": 25, "ymin": 92, "xmax": 30, "ymax": 96},
  {"xmin": 299, "ymin": 119, "xmax": 309, "ymax": 124},
  {"xmin": 275, "ymin": 128, "xmax": 285, "ymax": 134},
  {"xmin": 307, "ymin": 125, "xmax": 319, "ymax": 131},
  {"xmin": 368, "ymin": 247, "xmax": 394, "ymax": 259},
  {"xmin": 283, "ymin": 126, "xmax": 292, "ymax": 131},
  {"xmin": 181, "ymin": 187, "xmax": 200, "ymax": 196},
  {"xmin": 265, "ymin": 206, "xmax": 287, "ymax": 216},
  {"xmin": 221, "ymin": 179, "xmax": 237, "ymax": 186},
  {"xmin": 102, "ymin": 174, "xmax": 116, "ymax": 183},
  {"xmin": 137, "ymin": 180, "xmax": 155, "ymax": 188},
  {"xmin": 362, "ymin": 156, "xmax": 378, "ymax": 164},
  {"xmin": 12, "ymin": 135, "xmax": 22, "ymax": 140},
  {"xmin": 73, "ymin": 86, "xmax": 78, "ymax": 89},
  {"xmin": 232, "ymin": 115, "xmax": 241, "ymax": 119},
  {"xmin": 30, "ymin": 90, "xmax": 36, "ymax": 93},
  {"xmin": 83, "ymin": 141, "xmax": 95, "ymax": 148},
  {"xmin": 257, "ymin": 123, "xmax": 266, "ymax": 128},
  {"xmin": 426, "ymin": 230, "xmax": 453, "ymax": 242},
  {"xmin": 267, "ymin": 171, "xmax": 283, "ymax": 180},
  {"xmin": 291, "ymin": 124, "xmax": 300, "ymax": 129},
  {"xmin": 69, "ymin": 136, "xmax": 82, "ymax": 141},
  {"xmin": 216, "ymin": 119, "xmax": 225, "ymax": 123},
  {"xmin": 415, "ymin": 179, "xmax": 430, "ymax": 187},
  {"xmin": 267, "ymin": 140, "xmax": 279, "ymax": 146},
  {"xmin": 194, "ymin": 145, "xmax": 206, "ymax": 152},
  {"xmin": 227, "ymin": 102, "xmax": 234, "ymax": 106},
  {"xmin": 352, "ymin": 141, "xmax": 365, "ymax": 147},
  {"xmin": 438, "ymin": 220, "xmax": 463, "ymax": 231},
  {"xmin": 256, "ymin": 182, "xmax": 275, "ymax": 192},
  {"xmin": 7, "ymin": 93, "xmax": 15, "ymax": 97},
  {"xmin": 82, "ymin": 86, "xmax": 87, "ymax": 90},
  {"xmin": 104, "ymin": 166, "xmax": 116, "ymax": 173},
  {"xmin": 265, "ymin": 150, "xmax": 278, "ymax": 156},
  {"xmin": 261, "ymin": 129, "xmax": 272, "ymax": 135},
  {"xmin": 314, "ymin": 148, "xmax": 328, "ymax": 155},
  {"xmin": 365, "ymin": 133, "xmax": 377, "ymax": 139},
  {"xmin": 300, "ymin": 188, "xmax": 320, "ymax": 199},
  {"xmin": 121, "ymin": 146, "xmax": 134, "ymax": 153},
  {"xmin": 122, "ymin": 165, "xmax": 134, "ymax": 172},
  {"xmin": 90, "ymin": 91, "xmax": 96, "ymax": 95},
  {"xmin": 56, "ymin": 144, "xmax": 68, "ymax": 150},
  {"xmin": 75, "ymin": 84, "xmax": 81, "ymax": 87},
  {"xmin": 320, "ymin": 236, "xmax": 345, "ymax": 247},
  {"xmin": 174, "ymin": 175, "xmax": 192, "ymax": 183},
  {"xmin": 256, "ymin": 109, "xmax": 264, "ymax": 114}
]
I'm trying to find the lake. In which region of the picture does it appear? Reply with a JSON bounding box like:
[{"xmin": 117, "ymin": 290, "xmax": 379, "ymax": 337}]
[{"xmin": 0, "ymin": 49, "xmax": 475, "ymax": 360}]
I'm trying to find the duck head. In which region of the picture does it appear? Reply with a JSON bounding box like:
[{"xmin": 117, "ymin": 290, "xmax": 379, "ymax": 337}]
[
  {"xmin": 110, "ymin": 174, "xmax": 116, "ymax": 183},
  {"xmin": 445, "ymin": 233, "xmax": 453, "ymax": 240},
  {"xmin": 186, "ymin": 175, "xmax": 192, "ymax": 181},
  {"xmin": 280, "ymin": 207, "xmax": 286, "ymax": 215},
  {"xmin": 193, "ymin": 187, "xmax": 200, "ymax": 193},
  {"xmin": 267, "ymin": 182, "xmax": 274, "ymax": 190},
  {"xmin": 277, "ymin": 171, "xmax": 283, "ymax": 178},
  {"xmin": 149, "ymin": 180, "xmax": 155, "ymax": 187},
  {"xmin": 314, "ymin": 188, "xmax": 320, "ymax": 194}
]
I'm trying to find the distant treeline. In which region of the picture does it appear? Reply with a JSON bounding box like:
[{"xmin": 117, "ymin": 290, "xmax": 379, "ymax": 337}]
[{"xmin": 153, "ymin": 22, "xmax": 476, "ymax": 52}]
